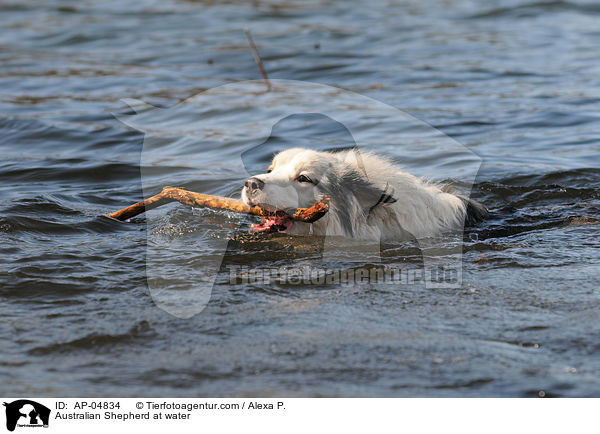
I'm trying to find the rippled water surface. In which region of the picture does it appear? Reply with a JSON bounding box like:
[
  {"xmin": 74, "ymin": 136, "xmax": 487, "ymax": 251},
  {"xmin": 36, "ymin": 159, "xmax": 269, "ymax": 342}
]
[{"xmin": 1, "ymin": 0, "xmax": 599, "ymax": 397}]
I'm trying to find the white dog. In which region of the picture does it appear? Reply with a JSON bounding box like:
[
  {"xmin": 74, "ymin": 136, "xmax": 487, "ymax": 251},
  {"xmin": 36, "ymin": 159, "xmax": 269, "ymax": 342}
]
[{"xmin": 241, "ymin": 148, "xmax": 486, "ymax": 241}]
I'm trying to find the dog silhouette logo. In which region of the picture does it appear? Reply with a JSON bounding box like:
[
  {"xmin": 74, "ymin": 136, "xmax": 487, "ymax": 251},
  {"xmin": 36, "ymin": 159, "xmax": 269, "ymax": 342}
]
[
  {"xmin": 117, "ymin": 79, "xmax": 482, "ymax": 317},
  {"xmin": 3, "ymin": 400, "xmax": 50, "ymax": 432}
]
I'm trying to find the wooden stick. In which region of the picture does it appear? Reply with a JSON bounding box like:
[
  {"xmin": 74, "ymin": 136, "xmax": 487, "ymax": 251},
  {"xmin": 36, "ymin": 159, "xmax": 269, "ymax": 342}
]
[
  {"xmin": 244, "ymin": 28, "xmax": 271, "ymax": 91},
  {"xmin": 107, "ymin": 186, "xmax": 329, "ymax": 223}
]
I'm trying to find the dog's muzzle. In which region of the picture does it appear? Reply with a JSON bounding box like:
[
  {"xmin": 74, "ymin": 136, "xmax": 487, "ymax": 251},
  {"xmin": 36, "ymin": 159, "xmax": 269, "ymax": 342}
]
[
  {"xmin": 243, "ymin": 177, "xmax": 265, "ymax": 205},
  {"xmin": 244, "ymin": 177, "xmax": 264, "ymax": 191},
  {"xmin": 242, "ymin": 176, "xmax": 295, "ymax": 233}
]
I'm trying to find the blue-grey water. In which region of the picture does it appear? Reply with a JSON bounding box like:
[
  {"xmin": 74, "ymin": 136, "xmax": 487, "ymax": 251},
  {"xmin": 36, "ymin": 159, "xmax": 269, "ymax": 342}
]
[{"xmin": 1, "ymin": 0, "xmax": 599, "ymax": 397}]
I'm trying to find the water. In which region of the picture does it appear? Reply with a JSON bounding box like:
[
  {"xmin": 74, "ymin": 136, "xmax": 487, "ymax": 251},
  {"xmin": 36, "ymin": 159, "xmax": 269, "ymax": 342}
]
[{"xmin": 1, "ymin": 0, "xmax": 599, "ymax": 397}]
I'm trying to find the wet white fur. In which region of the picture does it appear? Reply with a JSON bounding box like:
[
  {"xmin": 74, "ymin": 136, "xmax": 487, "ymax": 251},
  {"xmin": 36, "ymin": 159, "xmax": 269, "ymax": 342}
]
[{"xmin": 242, "ymin": 148, "xmax": 468, "ymax": 241}]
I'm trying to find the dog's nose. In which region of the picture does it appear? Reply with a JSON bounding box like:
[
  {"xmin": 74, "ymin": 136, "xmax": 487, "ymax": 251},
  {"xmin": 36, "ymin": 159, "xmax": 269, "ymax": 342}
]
[{"xmin": 244, "ymin": 177, "xmax": 264, "ymax": 191}]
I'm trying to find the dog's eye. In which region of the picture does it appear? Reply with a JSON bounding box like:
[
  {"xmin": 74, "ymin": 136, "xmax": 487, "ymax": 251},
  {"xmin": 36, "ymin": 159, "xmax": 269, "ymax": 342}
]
[
  {"xmin": 296, "ymin": 174, "xmax": 312, "ymax": 183},
  {"xmin": 266, "ymin": 168, "xmax": 272, "ymax": 173}
]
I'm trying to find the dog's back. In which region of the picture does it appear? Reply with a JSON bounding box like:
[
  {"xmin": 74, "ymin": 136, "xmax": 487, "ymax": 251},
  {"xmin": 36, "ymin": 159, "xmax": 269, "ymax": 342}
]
[{"xmin": 330, "ymin": 149, "xmax": 487, "ymax": 239}]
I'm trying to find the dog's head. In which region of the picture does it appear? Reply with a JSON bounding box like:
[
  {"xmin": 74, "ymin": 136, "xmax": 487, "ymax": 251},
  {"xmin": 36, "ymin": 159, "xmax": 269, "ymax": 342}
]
[{"xmin": 242, "ymin": 148, "xmax": 396, "ymax": 236}]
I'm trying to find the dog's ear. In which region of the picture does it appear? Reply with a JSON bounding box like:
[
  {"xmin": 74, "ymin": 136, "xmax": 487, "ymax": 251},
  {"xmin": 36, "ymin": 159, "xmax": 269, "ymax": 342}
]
[
  {"xmin": 341, "ymin": 169, "xmax": 397, "ymax": 210},
  {"xmin": 320, "ymin": 167, "xmax": 396, "ymax": 211},
  {"xmin": 335, "ymin": 150, "xmax": 397, "ymax": 209},
  {"xmin": 315, "ymin": 163, "xmax": 397, "ymax": 237}
]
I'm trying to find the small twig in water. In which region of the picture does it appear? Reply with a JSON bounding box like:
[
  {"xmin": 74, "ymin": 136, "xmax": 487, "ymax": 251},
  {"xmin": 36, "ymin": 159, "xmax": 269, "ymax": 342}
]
[{"xmin": 244, "ymin": 28, "xmax": 271, "ymax": 91}]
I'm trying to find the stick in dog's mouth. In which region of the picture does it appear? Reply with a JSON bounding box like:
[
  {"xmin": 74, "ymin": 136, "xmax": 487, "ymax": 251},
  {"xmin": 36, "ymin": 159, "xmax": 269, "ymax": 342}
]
[
  {"xmin": 252, "ymin": 214, "xmax": 294, "ymax": 233},
  {"xmin": 248, "ymin": 203, "xmax": 294, "ymax": 233},
  {"xmin": 251, "ymin": 199, "xmax": 329, "ymax": 233},
  {"xmin": 107, "ymin": 187, "xmax": 329, "ymax": 234}
]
